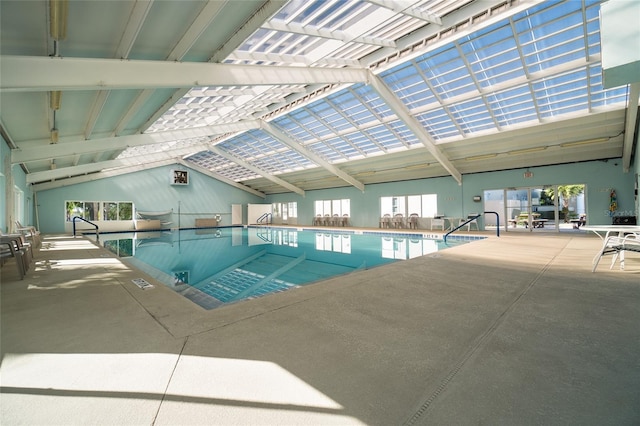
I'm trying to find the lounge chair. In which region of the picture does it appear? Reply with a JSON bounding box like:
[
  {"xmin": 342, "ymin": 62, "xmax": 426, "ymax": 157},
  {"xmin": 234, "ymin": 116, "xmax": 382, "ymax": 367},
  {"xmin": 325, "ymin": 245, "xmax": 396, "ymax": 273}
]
[
  {"xmin": 592, "ymin": 233, "xmax": 640, "ymax": 272},
  {"xmin": 15, "ymin": 220, "xmax": 41, "ymax": 248},
  {"xmin": 1, "ymin": 234, "xmax": 32, "ymax": 279}
]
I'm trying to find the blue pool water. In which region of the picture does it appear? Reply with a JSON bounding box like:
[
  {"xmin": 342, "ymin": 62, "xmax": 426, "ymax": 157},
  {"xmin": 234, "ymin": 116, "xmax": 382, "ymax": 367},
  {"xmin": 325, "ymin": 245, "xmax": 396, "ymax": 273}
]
[{"xmin": 97, "ymin": 227, "xmax": 478, "ymax": 310}]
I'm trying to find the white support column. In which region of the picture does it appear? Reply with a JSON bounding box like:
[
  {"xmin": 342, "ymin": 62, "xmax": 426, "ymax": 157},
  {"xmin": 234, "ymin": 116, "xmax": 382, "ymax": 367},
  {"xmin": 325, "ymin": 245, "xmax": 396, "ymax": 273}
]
[{"xmin": 622, "ymin": 83, "xmax": 639, "ymax": 172}]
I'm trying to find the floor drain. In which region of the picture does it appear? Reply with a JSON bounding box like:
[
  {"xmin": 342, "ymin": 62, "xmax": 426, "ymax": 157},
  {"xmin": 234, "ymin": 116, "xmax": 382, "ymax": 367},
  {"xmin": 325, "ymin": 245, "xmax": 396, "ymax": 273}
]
[{"xmin": 132, "ymin": 278, "xmax": 154, "ymax": 290}]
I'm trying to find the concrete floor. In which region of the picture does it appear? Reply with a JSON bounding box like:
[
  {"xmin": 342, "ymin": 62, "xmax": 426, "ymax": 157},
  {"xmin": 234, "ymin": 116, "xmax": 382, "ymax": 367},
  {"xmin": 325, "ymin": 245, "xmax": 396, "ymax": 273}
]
[{"xmin": 1, "ymin": 230, "xmax": 639, "ymax": 425}]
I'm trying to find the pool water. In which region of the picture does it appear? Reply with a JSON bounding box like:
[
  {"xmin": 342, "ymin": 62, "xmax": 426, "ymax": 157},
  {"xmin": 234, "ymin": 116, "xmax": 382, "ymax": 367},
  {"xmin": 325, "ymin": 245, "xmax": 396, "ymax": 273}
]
[{"xmin": 98, "ymin": 227, "xmax": 474, "ymax": 310}]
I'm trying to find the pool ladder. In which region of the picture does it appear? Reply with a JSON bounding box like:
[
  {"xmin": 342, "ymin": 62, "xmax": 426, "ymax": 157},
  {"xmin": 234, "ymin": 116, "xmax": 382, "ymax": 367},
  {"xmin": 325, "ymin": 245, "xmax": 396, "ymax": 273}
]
[
  {"xmin": 72, "ymin": 216, "xmax": 100, "ymax": 241},
  {"xmin": 257, "ymin": 213, "xmax": 272, "ymax": 225},
  {"xmin": 443, "ymin": 211, "xmax": 500, "ymax": 243}
]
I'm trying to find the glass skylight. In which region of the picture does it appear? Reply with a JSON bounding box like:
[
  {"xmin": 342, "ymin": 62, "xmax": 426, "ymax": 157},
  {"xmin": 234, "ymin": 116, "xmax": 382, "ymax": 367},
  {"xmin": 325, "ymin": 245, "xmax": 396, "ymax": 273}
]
[{"xmin": 128, "ymin": 0, "xmax": 630, "ymax": 188}]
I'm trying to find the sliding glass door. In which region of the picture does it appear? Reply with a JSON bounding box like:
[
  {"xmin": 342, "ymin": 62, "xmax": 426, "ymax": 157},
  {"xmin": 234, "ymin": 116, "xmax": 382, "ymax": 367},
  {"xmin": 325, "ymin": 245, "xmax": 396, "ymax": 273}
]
[{"xmin": 485, "ymin": 184, "xmax": 585, "ymax": 233}]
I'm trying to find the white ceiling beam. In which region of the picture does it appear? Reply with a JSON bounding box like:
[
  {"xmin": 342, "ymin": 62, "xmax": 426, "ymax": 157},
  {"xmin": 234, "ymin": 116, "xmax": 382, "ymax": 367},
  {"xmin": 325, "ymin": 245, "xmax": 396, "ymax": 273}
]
[
  {"xmin": 115, "ymin": 0, "xmax": 155, "ymax": 59},
  {"xmin": 206, "ymin": 145, "xmax": 305, "ymax": 196},
  {"xmin": 167, "ymin": 0, "xmax": 227, "ymax": 61},
  {"xmin": 30, "ymin": 158, "xmax": 179, "ymax": 192},
  {"xmin": 260, "ymin": 120, "xmax": 365, "ymax": 192},
  {"xmin": 368, "ymin": 72, "xmax": 462, "ymax": 184},
  {"xmin": 84, "ymin": 91, "xmax": 110, "ymax": 139},
  {"xmin": 622, "ymin": 83, "xmax": 639, "ymax": 172},
  {"xmin": 28, "ymin": 160, "xmax": 126, "ymax": 183},
  {"xmin": 365, "ymin": 0, "xmax": 442, "ymax": 25},
  {"xmin": 85, "ymin": 0, "xmax": 154, "ymax": 139},
  {"xmin": 111, "ymin": 0, "xmax": 226, "ymax": 135},
  {"xmin": 263, "ymin": 20, "xmax": 395, "ymax": 48},
  {"xmin": 26, "ymin": 142, "xmax": 212, "ymax": 184},
  {"xmin": 176, "ymin": 159, "xmax": 266, "ymax": 199},
  {"xmin": 0, "ymin": 56, "xmax": 369, "ymax": 92},
  {"xmin": 30, "ymin": 157, "xmax": 265, "ymax": 198},
  {"xmin": 13, "ymin": 120, "xmax": 260, "ymax": 164},
  {"xmin": 210, "ymin": 0, "xmax": 289, "ymax": 63}
]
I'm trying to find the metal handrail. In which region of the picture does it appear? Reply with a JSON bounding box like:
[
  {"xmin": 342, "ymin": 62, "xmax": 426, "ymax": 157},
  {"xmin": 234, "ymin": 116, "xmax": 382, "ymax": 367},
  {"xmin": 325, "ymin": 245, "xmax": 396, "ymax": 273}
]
[
  {"xmin": 444, "ymin": 211, "xmax": 500, "ymax": 243},
  {"xmin": 257, "ymin": 213, "xmax": 272, "ymax": 225},
  {"xmin": 72, "ymin": 216, "xmax": 99, "ymax": 240}
]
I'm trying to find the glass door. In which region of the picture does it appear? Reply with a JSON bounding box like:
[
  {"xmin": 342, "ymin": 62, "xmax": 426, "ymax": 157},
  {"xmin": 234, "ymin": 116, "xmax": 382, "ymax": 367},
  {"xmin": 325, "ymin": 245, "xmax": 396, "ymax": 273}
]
[{"xmin": 505, "ymin": 187, "xmax": 557, "ymax": 232}]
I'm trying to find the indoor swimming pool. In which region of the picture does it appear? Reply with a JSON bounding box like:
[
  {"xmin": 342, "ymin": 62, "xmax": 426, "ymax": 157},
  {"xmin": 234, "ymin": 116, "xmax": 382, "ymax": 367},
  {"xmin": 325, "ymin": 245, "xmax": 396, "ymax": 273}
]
[{"xmin": 95, "ymin": 227, "xmax": 479, "ymax": 310}]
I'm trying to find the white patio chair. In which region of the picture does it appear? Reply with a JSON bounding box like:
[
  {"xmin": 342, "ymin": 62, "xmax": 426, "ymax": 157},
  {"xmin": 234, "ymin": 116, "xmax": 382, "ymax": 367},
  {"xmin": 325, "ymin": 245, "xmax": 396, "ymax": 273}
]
[
  {"xmin": 430, "ymin": 217, "xmax": 445, "ymax": 231},
  {"xmin": 592, "ymin": 233, "xmax": 640, "ymax": 272}
]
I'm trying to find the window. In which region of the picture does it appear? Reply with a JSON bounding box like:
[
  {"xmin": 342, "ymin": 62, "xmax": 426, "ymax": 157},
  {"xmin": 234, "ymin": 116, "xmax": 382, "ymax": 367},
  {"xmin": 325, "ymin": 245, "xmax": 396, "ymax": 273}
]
[
  {"xmin": 315, "ymin": 199, "xmax": 350, "ymax": 217},
  {"xmin": 66, "ymin": 201, "xmax": 133, "ymax": 222},
  {"xmin": 272, "ymin": 202, "xmax": 298, "ymax": 221},
  {"xmin": 380, "ymin": 194, "xmax": 437, "ymax": 217}
]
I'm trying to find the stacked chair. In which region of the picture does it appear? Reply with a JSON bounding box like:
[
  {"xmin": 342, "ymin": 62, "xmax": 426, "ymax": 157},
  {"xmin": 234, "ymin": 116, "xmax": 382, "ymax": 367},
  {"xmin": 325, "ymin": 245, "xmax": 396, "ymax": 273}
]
[{"xmin": 1, "ymin": 232, "xmax": 34, "ymax": 279}]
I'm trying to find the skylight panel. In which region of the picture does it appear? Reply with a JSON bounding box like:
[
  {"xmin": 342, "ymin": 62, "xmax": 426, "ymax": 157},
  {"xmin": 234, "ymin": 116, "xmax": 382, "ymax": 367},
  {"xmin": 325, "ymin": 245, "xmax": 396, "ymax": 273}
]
[
  {"xmin": 307, "ymin": 140, "xmax": 344, "ymax": 162},
  {"xmin": 343, "ymin": 132, "xmax": 381, "ymax": 156},
  {"xmin": 327, "ymin": 92, "xmax": 376, "ymax": 126},
  {"xmin": 272, "ymin": 116, "xmax": 309, "ymax": 141},
  {"xmin": 365, "ymin": 124, "xmax": 405, "ymax": 151},
  {"xmin": 448, "ymin": 99, "xmax": 495, "ymax": 134},
  {"xmin": 588, "ymin": 66, "xmax": 628, "ymax": 108},
  {"xmin": 470, "ymin": 53, "xmax": 524, "ymax": 89},
  {"xmin": 312, "ymin": 0, "xmax": 360, "ymax": 27},
  {"xmin": 251, "ymin": 154, "xmax": 298, "ymax": 174},
  {"xmin": 325, "ymin": 139, "xmax": 359, "ymax": 159},
  {"xmin": 351, "ymin": 84, "xmax": 394, "ymax": 119},
  {"xmin": 386, "ymin": 121, "xmax": 420, "ymax": 147},
  {"xmin": 415, "ymin": 109, "xmax": 460, "ymax": 140},
  {"xmin": 534, "ymin": 69, "xmax": 590, "ymax": 118},
  {"xmin": 219, "ymin": 130, "xmax": 288, "ymax": 161},
  {"xmin": 220, "ymin": 165, "xmax": 261, "ymax": 181},
  {"xmin": 488, "ymin": 86, "xmax": 537, "ymax": 126},
  {"xmin": 381, "ymin": 65, "xmax": 436, "ymax": 109}
]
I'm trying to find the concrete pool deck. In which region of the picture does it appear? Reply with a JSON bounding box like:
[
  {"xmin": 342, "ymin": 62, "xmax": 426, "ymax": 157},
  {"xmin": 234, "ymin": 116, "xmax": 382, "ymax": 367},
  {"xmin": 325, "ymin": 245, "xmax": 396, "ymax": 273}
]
[{"xmin": 1, "ymin": 230, "xmax": 639, "ymax": 425}]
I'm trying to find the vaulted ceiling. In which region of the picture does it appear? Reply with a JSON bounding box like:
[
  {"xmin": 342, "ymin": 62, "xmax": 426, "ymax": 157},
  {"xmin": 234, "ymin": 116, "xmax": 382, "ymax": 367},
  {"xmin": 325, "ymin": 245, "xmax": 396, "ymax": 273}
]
[{"xmin": 1, "ymin": 0, "xmax": 637, "ymax": 198}]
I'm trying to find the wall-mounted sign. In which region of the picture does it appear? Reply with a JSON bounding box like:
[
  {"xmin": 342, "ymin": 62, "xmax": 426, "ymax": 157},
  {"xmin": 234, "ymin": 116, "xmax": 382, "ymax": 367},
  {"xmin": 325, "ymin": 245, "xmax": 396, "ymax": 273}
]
[{"xmin": 171, "ymin": 169, "xmax": 189, "ymax": 185}]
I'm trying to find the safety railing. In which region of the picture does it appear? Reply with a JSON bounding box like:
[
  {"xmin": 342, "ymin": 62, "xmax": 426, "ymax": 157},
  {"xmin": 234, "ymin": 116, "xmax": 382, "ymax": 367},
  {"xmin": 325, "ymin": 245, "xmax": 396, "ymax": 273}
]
[
  {"xmin": 72, "ymin": 216, "xmax": 99, "ymax": 240},
  {"xmin": 444, "ymin": 211, "xmax": 500, "ymax": 243},
  {"xmin": 257, "ymin": 213, "xmax": 272, "ymax": 225}
]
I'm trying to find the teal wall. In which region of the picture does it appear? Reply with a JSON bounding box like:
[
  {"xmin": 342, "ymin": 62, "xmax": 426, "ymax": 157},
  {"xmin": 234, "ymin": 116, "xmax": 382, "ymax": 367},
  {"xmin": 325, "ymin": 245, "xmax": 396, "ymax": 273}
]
[
  {"xmin": 36, "ymin": 164, "xmax": 264, "ymax": 233},
  {"xmin": 268, "ymin": 159, "xmax": 637, "ymax": 227},
  {"xmin": 27, "ymin": 157, "xmax": 640, "ymax": 233}
]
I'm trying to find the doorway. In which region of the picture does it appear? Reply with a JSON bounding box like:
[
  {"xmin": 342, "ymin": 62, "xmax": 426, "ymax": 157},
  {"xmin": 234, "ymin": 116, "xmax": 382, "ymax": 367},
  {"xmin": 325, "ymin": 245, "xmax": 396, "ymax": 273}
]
[
  {"xmin": 483, "ymin": 184, "xmax": 586, "ymax": 233},
  {"xmin": 504, "ymin": 186, "xmax": 556, "ymax": 232}
]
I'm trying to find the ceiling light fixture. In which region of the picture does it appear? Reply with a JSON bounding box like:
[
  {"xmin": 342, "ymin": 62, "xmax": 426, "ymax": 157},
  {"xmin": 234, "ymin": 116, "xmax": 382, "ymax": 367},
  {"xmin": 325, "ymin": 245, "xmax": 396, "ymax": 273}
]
[
  {"xmin": 49, "ymin": 0, "xmax": 68, "ymax": 41},
  {"xmin": 50, "ymin": 91, "xmax": 62, "ymax": 110},
  {"xmin": 560, "ymin": 137, "xmax": 609, "ymax": 148},
  {"xmin": 465, "ymin": 153, "xmax": 498, "ymax": 161},
  {"xmin": 404, "ymin": 163, "xmax": 429, "ymax": 170},
  {"xmin": 507, "ymin": 146, "xmax": 547, "ymax": 155}
]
